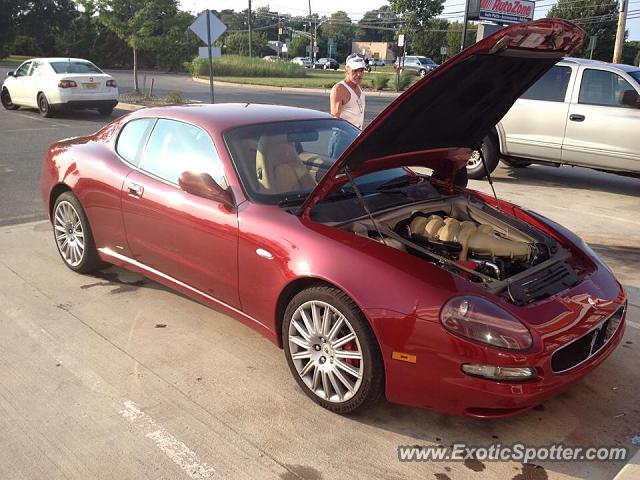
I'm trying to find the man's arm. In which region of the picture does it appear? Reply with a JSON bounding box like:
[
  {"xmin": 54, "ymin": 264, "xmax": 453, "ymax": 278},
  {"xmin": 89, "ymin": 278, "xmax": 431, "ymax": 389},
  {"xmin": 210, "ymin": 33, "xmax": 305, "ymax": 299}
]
[{"xmin": 330, "ymin": 83, "xmax": 348, "ymax": 118}]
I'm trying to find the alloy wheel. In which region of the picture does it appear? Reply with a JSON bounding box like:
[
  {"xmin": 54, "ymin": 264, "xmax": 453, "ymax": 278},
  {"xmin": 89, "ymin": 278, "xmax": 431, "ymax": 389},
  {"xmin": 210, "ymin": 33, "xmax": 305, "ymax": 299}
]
[
  {"xmin": 468, "ymin": 149, "xmax": 482, "ymax": 169},
  {"xmin": 53, "ymin": 200, "xmax": 85, "ymax": 267},
  {"xmin": 287, "ymin": 300, "xmax": 364, "ymax": 403}
]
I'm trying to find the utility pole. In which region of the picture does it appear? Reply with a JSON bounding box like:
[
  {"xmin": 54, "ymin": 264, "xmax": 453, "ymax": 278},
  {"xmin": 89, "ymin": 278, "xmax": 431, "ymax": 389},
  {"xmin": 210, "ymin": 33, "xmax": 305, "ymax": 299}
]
[
  {"xmin": 308, "ymin": 0, "xmax": 313, "ymax": 61},
  {"xmin": 460, "ymin": 0, "xmax": 470, "ymax": 52},
  {"xmin": 613, "ymin": 0, "xmax": 628, "ymax": 63},
  {"xmin": 248, "ymin": 0, "xmax": 252, "ymax": 57}
]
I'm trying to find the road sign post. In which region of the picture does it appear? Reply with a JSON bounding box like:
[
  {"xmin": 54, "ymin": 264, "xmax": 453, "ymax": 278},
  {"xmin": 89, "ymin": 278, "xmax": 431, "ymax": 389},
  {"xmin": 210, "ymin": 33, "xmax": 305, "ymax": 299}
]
[{"xmin": 189, "ymin": 10, "xmax": 227, "ymax": 104}]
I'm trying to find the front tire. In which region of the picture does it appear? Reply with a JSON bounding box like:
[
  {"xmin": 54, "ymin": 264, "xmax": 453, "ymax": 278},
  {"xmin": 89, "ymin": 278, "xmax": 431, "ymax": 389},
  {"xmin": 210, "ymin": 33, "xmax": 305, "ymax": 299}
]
[
  {"xmin": 467, "ymin": 135, "xmax": 499, "ymax": 180},
  {"xmin": 501, "ymin": 157, "xmax": 531, "ymax": 168},
  {"xmin": 1, "ymin": 88, "xmax": 18, "ymax": 110},
  {"xmin": 52, "ymin": 192, "xmax": 105, "ymax": 273},
  {"xmin": 37, "ymin": 93, "xmax": 53, "ymax": 118},
  {"xmin": 283, "ymin": 286, "xmax": 384, "ymax": 414}
]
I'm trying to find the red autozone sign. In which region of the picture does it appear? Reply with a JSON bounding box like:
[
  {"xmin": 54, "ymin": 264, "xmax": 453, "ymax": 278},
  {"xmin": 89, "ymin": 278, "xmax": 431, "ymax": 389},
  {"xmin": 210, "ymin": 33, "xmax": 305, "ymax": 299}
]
[{"xmin": 479, "ymin": 0, "xmax": 534, "ymax": 24}]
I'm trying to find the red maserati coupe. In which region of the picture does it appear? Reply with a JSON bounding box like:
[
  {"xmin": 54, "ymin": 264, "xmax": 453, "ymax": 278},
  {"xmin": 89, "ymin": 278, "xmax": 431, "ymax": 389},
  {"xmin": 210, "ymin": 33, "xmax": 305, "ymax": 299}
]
[{"xmin": 41, "ymin": 20, "xmax": 627, "ymax": 418}]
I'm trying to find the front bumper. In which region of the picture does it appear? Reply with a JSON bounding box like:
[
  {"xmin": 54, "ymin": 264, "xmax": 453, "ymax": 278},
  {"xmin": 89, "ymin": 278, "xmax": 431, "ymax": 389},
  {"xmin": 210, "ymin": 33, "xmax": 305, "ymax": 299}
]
[{"xmin": 367, "ymin": 270, "xmax": 627, "ymax": 418}]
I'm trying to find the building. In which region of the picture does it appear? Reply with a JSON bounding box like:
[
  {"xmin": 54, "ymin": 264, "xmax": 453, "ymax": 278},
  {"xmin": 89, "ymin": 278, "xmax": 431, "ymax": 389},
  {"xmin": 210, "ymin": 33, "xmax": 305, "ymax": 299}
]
[{"xmin": 351, "ymin": 42, "xmax": 395, "ymax": 62}]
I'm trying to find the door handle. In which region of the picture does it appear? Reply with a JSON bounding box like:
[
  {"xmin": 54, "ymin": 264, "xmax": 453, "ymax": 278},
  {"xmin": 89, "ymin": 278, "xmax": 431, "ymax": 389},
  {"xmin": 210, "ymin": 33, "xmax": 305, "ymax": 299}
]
[
  {"xmin": 569, "ymin": 114, "xmax": 585, "ymax": 122},
  {"xmin": 127, "ymin": 182, "xmax": 144, "ymax": 198}
]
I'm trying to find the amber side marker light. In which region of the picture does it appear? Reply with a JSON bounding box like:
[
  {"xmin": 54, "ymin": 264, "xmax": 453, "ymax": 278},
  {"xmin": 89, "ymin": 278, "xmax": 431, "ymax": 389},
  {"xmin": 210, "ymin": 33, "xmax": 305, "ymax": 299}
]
[{"xmin": 392, "ymin": 352, "xmax": 417, "ymax": 364}]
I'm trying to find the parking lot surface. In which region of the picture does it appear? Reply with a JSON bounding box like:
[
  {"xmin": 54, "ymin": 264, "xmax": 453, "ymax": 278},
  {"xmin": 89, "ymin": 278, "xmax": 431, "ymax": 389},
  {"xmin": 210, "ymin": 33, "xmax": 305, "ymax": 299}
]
[{"xmin": 1, "ymin": 73, "xmax": 639, "ymax": 480}]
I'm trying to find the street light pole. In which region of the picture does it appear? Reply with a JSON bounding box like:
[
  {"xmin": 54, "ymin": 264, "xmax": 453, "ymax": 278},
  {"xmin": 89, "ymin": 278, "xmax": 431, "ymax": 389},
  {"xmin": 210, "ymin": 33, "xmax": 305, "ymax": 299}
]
[{"xmin": 613, "ymin": 0, "xmax": 628, "ymax": 63}]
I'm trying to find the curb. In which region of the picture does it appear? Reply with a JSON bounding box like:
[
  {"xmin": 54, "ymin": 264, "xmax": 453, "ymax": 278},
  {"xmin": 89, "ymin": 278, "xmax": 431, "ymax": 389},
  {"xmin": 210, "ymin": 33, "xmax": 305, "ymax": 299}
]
[
  {"xmin": 191, "ymin": 76, "xmax": 403, "ymax": 98},
  {"xmin": 613, "ymin": 448, "xmax": 640, "ymax": 480},
  {"xmin": 116, "ymin": 102, "xmax": 146, "ymax": 112}
]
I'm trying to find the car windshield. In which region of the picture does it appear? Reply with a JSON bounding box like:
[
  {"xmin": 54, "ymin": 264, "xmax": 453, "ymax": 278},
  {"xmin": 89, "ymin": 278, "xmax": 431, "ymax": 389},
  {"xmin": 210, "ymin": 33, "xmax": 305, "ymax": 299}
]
[
  {"xmin": 417, "ymin": 57, "xmax": 436, "ymax": 65},
  {"xmin": 629, "ymin": 71, "xmax": 640, "ymax": 84},
  {"xmin": 50, "ymin": 61, "xmax": 103, "ymax": 74},
  {"xmin": 224, "ymin": 119, "xmax": 408, "ymax": 206}
]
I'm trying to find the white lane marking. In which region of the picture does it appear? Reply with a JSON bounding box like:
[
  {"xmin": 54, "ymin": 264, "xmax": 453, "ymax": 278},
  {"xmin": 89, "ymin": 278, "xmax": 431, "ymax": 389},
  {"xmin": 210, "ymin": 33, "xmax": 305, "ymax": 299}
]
[
  {"xmin": 13, "ymin": 111, "xmax": 71, "ymax": 127},
  {"xmin": 121, "ymin": 401, "xmax": 218, "ymax": 480},
  {"xmin": 628, "ymin": 321, "xmax": 640, "ymax": 330},
  {"xmin": 6, "ymin": 127, "xmax": 61, "ymax": 132}
]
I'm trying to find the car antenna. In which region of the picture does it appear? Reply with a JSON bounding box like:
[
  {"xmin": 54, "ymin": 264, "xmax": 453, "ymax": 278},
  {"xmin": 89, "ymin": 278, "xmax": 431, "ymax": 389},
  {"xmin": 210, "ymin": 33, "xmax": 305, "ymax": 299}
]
[
  {"xmin": 478, "ymin": 143, "xmax": 498, "ymax": 202},
  {"xmin": 344, "ymin": 166, "xmax": 388, "ymax": 246}
]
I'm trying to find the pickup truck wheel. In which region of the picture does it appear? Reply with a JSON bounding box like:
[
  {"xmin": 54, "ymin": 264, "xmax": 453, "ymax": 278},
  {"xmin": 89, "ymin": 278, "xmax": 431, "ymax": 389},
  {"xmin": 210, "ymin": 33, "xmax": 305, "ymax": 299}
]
[
  {"xmin": 467, "ymin": 135, "xmax": 499, "ymax": 180},
  {"xmin": 501, "ymin": 158, "xmax": 531, "ymax": 168}
]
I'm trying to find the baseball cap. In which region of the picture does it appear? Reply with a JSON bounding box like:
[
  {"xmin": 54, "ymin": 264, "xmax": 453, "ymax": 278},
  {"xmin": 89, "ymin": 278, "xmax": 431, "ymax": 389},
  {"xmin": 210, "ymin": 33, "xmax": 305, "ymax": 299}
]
[{"xmin": 346, "ymin": 53, "xmax": 366, "ymax": 70}]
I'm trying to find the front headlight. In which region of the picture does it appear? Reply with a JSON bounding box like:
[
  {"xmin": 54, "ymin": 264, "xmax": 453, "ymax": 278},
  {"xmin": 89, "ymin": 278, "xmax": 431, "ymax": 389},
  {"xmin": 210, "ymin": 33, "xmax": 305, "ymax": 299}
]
[{"xmin": 440, "ymin": 296, "xmax": 532, "ymax": 350}]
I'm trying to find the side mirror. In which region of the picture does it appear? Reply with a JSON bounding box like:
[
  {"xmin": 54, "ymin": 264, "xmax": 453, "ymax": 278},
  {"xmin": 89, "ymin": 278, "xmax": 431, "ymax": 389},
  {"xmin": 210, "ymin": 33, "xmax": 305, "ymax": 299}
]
[
  {"xmin": 7, "ymin": 71, "xmax": 15, "ymax": 77},
  {"xmin": 178, "ymin": 171, "xmax": 234, "ymax": 210},
  {"xmin": 620, "ymin": 89, "xmax": 640, "ymax": 108}
]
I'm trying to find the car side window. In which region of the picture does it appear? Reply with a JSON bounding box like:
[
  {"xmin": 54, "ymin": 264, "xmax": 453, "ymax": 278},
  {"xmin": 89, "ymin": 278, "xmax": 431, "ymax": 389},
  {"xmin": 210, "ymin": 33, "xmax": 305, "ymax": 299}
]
[
  {"xmin": 579, "ymin": 69, "xmax": 636, "ymax": 107},
  {"xmin": 30, "ymin": 62, "xmax": 43, "ymax": 76},
  {"xmin": 116, "ymin": 118, "xmax": 156, "ymax": 166},
  {"xmin": 140, "ymin": 119, "xmax": 225, "ymax": 186},
  {"xmin": 520, "ymin": 66, "xmax": 571, "ymax": 102},
  {"xmin": 15, "ymin": 62, "xmax": 31, "ymax": 77}
]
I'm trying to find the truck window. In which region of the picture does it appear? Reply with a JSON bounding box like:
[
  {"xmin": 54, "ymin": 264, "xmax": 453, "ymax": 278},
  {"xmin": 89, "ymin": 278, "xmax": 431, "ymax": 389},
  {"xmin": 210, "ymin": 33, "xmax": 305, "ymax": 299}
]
[
  {"xmin": 520, "ymin": 66, "xmax": 571, "ymax": 102},
  {"xmin": 579, "ymin": 69, "xmax": 636, "ymax": 107}
]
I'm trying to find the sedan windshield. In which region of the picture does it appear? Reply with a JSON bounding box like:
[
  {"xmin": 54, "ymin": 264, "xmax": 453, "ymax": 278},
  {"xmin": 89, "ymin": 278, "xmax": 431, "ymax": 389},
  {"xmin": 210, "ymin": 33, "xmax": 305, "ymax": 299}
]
[
  {"xmin": 50, "ymin": 61, "xmax": 103, "ymax": 74},
  {"xmin": 224, "ymin": 119, "xmax": 410, "ymax": 206}
]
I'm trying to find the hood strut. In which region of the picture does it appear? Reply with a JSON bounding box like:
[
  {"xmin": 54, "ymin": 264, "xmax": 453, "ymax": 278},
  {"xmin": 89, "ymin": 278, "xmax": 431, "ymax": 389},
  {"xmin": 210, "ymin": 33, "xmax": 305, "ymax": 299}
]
[
  {"xmin": 478, "ymin": 143, "xmax": 499, "ymax": 203},
  {"xmin": 344, "ymin": 167, "xmax": 388, "ymax": 246}
]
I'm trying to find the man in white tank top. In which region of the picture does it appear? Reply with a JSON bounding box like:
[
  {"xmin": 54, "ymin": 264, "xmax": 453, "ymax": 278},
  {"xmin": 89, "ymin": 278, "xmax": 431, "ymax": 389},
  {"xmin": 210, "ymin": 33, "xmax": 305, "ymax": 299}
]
[{"xmin": 329, "ymin": 54, "xmax": 366, "ymax": 130}]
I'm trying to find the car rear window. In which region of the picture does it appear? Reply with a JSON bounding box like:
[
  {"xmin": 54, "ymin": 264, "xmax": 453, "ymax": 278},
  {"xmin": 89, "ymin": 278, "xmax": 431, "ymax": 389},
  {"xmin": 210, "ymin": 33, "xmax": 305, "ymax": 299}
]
[{"xmin": 50, "ymin": 61, "xmax": 103, "ymax": 74}]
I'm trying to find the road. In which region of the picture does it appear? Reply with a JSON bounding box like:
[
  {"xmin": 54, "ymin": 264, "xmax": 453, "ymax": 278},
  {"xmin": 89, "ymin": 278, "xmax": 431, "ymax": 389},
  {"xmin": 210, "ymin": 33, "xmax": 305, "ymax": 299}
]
[{"xmin": 1, "ymin": 67, "xmax": 639, "ymax": 480}]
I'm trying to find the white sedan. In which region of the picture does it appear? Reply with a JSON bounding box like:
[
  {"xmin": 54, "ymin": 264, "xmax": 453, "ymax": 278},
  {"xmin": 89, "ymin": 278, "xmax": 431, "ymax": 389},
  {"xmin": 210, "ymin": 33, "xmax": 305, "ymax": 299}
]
[{"xmin": 1, "ymin": 57, "xmax": 118, "ymax": 117}]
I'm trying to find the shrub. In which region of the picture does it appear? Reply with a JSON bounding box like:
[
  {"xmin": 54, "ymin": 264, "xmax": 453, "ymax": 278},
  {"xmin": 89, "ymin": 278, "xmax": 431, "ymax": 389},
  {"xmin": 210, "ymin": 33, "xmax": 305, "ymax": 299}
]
[
  {"xmin": 12, "ymin": 35, "xmax": 41, "ymax": 56},
  {"xmin": 165, "ymin": 91, "xmax": 184, "ymax": 104},
  {"xmin": 372, "ymin": 74, "xmax": 390, "ymax": 91},
  {"xmin": 395, "ymin": 72, "xmax": 413, "ymax": 91},
  {"xmin": 191, "ymin": 55, "xmax": 307, "ymax": 78}
]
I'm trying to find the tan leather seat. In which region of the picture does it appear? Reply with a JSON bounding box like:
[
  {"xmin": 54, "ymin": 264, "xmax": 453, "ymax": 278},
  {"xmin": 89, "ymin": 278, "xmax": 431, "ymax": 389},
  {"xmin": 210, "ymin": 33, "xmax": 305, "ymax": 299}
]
[{"xmin": 256, "ymin": 135, "xmax": 316, "ymax": 194}]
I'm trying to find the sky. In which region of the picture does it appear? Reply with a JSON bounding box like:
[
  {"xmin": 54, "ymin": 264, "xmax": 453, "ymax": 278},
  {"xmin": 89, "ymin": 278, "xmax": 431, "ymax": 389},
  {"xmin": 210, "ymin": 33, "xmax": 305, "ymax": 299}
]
[{"xmin": 179, "ymin": 0, "xmax": 640, "ymax": 42}]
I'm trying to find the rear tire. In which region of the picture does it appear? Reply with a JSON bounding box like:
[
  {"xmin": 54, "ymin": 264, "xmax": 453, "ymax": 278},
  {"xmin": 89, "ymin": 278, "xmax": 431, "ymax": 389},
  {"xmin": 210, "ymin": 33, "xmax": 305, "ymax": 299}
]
[
  {"xmin": 283, "ymin": 286, "xmax": 384, "ymax": 414},
  {"xmin": 98, "ymin": 106, "xmax": 114, "ymax": 116},
  {"xmin": 467, "ymin": 135, "xmax": 499, "ymax": 180},
  {"xmin": 1, "ymin": 88, "xmax": 18, "ymax": 110},
  {"xmin": 37, "ymin": 93, "xmax": 53, "ymax": 118},
  {"xmin": 52, "ymin": 192, "xmax": 105, "ymax": 273}
]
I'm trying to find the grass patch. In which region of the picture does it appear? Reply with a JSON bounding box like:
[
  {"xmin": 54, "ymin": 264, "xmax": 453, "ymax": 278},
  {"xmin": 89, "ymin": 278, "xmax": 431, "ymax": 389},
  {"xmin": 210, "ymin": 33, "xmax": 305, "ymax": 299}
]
[
  {"xmin": 0, "ymin": 55, "xmax": 31, "ymax": 66},
  {"xmin": 119, "ymin": 91, "xmax": 188, "ymax": 106},
  {"xmin": 191, "ymin": 55, "xmax": 307, "ymax": 78}
]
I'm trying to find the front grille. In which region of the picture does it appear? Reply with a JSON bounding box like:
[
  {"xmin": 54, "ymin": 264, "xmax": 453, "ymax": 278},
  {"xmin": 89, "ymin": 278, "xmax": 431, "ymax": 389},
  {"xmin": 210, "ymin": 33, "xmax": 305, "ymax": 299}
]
[
  {"xmin": 507, "ymin": 262, "xmax": 579, "ymax": 305},
  {"xmin": 551, "ymin": 306, "xmax": 624, "ymax": 373}
]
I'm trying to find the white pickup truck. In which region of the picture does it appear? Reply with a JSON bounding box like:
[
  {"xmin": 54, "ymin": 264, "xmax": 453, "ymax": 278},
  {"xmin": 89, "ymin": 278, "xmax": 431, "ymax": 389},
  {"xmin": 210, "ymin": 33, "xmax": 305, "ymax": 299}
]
[{"xmin": 467, "ymin": 57, "xmax": 640, "ymax": 179}]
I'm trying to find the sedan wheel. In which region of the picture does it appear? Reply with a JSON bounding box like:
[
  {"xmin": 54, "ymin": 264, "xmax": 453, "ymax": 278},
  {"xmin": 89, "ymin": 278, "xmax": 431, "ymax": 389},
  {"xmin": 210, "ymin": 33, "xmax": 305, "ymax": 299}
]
[
  {"xmin": 466, "ymin": 135, "xmax": 499, "ymax": 180},
  {"xmin": 283, "ymin": 286, "xmax": 383, "ymax": 413},
  {"xmin": 52, "ymin": 192, "xmax": 104, "ymax": 273},
  {"xmin": 1, "ymin": 89, "xmax": 18, "ymax": 110},
  {"xmin": 37, "ymin": 93, "xmax": 53, "ymax": 118}
]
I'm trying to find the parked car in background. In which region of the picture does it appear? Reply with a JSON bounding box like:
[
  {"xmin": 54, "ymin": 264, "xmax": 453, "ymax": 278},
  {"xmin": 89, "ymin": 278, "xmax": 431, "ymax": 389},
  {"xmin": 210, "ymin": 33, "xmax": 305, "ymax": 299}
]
[
  {"xmin": 395, "ymin": 56, "xmax": 439, "ymax": 77},
  {"xmin": 467, "ymin": 57, "xmax": 640, "ymax": 179},
  {"xmin": 262, "ymin": 55, "xmax": 279, "ymax": 62},
  {"xmin": 1, "ymin": 57, "xmax": 118, "ymax": 117},
  {"xmin": 313, "ymin": 58, "xmax": 340, "ymax": 70},
  {"xmin": 40, "ymin": 20, "xmax": 627, "ymax": 418},
  {"xmin": 292, "ymin": 57, "xmax": 313, "ymax": 68},
  {"xmin": 370, "ymin": 59, "xmax": 385, "ymax": 67}
]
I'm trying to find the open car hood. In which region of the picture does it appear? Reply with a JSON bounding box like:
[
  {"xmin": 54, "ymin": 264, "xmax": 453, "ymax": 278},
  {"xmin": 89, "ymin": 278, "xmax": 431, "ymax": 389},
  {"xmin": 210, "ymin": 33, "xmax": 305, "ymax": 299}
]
[{"xmin": 301, "ymin": 19, "xmax": 585, "ymax": 216}]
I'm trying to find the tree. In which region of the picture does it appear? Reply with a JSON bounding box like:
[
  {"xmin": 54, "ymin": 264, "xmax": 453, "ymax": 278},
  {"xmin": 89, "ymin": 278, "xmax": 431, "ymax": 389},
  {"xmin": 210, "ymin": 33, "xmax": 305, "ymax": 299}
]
[
  {"xmin": 636, "ymin": 49, "xmax": 640, "ymax": 67},
  {"xmin": 224, "ymin": 31, "xmax": 270, "ymax": 57},
  {"xmin": 11, "ymin": 0, "xmax": 78, "ymax": 56},
  {"xmin": 411, "ymin": 18, "xmax": 449, "ymax": 58},
  {"xmin": 445, "ymin": 21, "xmax": 476, "ymax": 57},
  {"xmin": 547, "ymin": 0, "xmax": 618, "ymax": 61},
  {"xmin": 1, "ymin": 1, "xmax": 26, "ymax": 58},
  {"xmin": 95, "ymin": 0, "xmax": 179, "ymax": 91},
  {"xmin": 289, "ymin": 35, "xmax": 309, "ymax": 57},
  {"xmin": 622, "ymin": 40, "xmax": 640, "ymax": 66},
  {"xmin": 389, "ymin": 0, "xmax": 445, "ymax": 31},
  {"xmin": 355, "ymin": 6, "xmax": 401, "ymax": 42},
  {"xmin": 320, "ymin": 11, "xmax": 355, "ymax": 61}
]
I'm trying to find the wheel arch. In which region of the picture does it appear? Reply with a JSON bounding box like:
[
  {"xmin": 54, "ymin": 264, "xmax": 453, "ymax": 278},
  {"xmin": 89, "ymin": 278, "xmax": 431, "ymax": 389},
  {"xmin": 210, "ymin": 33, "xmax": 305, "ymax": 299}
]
[
  {"xmin": 48, "ymin": 183, "xmax": 72, "ymax": 219},
  {"xmin": 274, "ymin": 277, "xmax": 375, "ymax": 350}
]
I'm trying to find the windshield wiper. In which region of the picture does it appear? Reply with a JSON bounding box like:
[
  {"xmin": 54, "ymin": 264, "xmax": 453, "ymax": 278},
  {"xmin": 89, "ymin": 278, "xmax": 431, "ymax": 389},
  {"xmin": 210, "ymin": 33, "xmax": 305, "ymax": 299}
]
[
  {"xmin": 278, "ymin": 193, "xmax": 308, "ymax": 207},
  {"xmin": 376, "ymin": 175, "xmax": 421, "ymax": 192}
]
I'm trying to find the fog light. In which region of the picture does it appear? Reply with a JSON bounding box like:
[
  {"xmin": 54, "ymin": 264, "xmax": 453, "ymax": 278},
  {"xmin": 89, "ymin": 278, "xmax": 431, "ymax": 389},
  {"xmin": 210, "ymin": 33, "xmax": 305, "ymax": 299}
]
[{"xmin": 462, "ymin": 364, "xmax": 537, "ymax": 381}]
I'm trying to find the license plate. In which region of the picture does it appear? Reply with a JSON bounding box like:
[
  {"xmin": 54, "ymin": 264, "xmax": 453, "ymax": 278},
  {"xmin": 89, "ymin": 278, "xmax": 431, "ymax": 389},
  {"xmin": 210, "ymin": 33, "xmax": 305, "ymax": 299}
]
[{"xmin": 82, "ymin": 83, "xmax": 97, "ymax": 89}]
